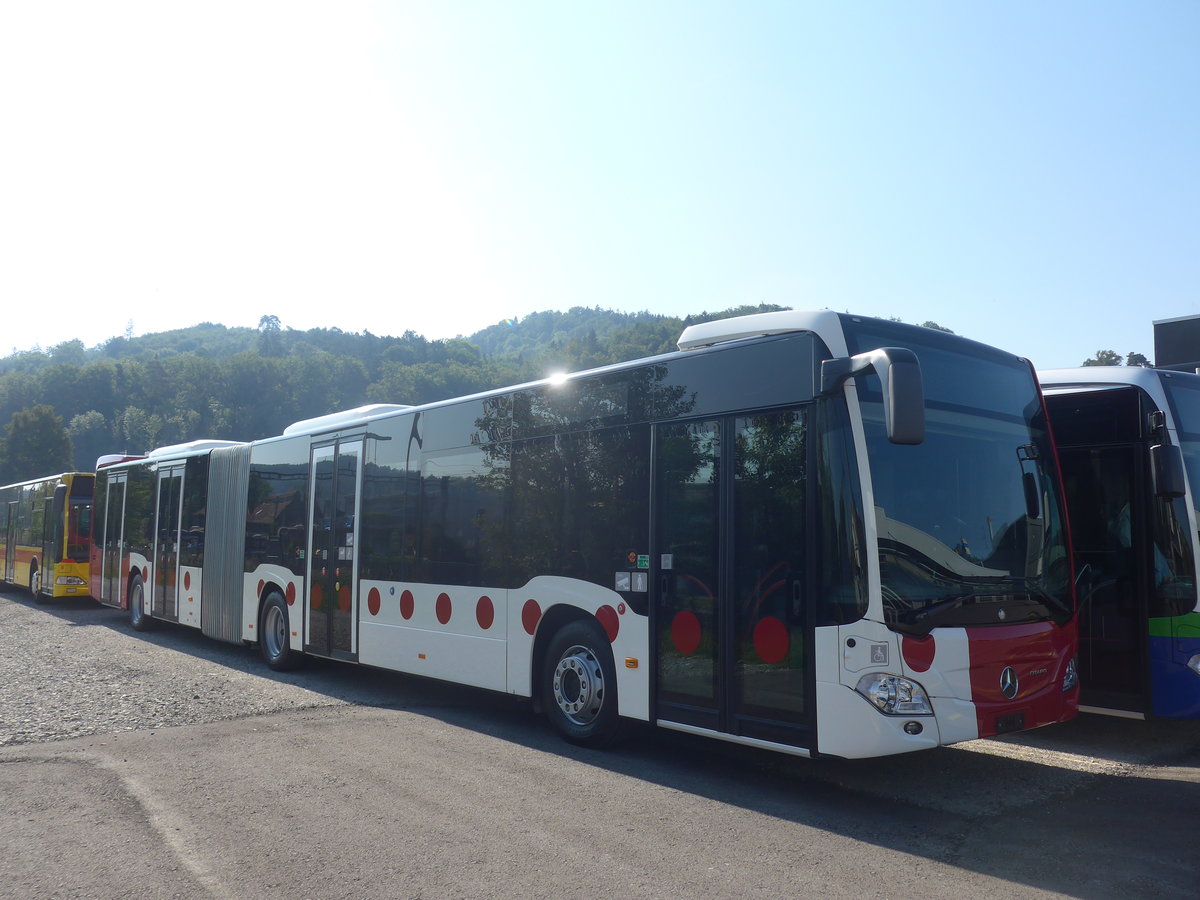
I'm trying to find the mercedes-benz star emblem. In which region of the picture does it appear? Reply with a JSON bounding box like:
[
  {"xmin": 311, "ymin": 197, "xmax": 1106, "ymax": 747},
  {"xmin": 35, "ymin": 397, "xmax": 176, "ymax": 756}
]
[{"xmin": 1000, "ymin": 666, "xmax": 1019, "ymax": 700}]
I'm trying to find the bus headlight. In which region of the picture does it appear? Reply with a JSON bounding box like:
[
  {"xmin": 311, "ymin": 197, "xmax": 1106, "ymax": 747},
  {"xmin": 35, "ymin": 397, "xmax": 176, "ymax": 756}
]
[
  {"xmin": 855, "ymin": 673, "xmax": 933, "ymax": 716},
  {"xmin": 1187, "ymin": 654, "xmax": 1200, "ymax": 677},
  {"xmin": 1063, "ymin": 656, "xmax": 1079, "ymax": 692},
  {"xmin": 56, "ymin": 576, "xmax": 87, "ymax": 586}
]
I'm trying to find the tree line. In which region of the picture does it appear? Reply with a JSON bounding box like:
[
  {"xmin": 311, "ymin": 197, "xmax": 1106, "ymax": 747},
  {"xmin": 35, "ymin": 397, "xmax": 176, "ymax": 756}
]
[
  {"xmin": 0, "ymin": 306, "xmax": 1148, "ymax": 485},
  {"xmin": 0, "ymin": 306, "xmax": 774, "ymax": 483}
]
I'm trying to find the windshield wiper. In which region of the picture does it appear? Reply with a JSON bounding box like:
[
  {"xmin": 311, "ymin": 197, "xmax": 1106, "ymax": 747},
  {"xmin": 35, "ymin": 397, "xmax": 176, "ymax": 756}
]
[
  {"xmin": 893, "ymin": 593, "xmax": 972, "ymax": 626},
  {"xmin": 999, "ymin": 576, "xmax": 1074, "ymax": 622},
  {"xmin": 891, "ymin": 579, "xmax": 1068, "ymax": 631}
]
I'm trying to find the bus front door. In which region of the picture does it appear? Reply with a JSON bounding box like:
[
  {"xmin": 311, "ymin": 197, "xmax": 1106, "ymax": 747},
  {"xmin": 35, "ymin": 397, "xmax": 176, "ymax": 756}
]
[
  {"xmin": 653, "ymin": 410, "xmax": 812, "ymax": 748},
  {"xmin": 1058, "ymin": 444, "xmax": 1149, "ymax": 714},
  {"xmin": 41, "ymin": 495, "xmax": 59, "ymax": 593},
  {"xmin": 305, "ymin": 438, "xmax": 361, "ymax": 661}
]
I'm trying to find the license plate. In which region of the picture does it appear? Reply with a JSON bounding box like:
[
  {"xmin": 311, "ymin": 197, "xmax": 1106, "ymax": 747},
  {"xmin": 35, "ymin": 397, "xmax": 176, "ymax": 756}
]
[{"xmin": 995, "ymin": 712, "xmax": 1026, "ymax": 734}]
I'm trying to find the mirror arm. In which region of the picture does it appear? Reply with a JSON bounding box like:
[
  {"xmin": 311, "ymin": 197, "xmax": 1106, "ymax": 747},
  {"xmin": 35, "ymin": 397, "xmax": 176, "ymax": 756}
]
[{"xmin": 821, "ymin": 347, "xmax": 925, "ymax": 445}]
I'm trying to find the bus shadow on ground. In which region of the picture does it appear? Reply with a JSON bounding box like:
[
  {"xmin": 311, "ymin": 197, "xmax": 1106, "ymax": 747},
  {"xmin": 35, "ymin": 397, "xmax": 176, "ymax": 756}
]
[{"xmin": 12, "ymin": 589, "xmax": 1200, "ymax": 899}]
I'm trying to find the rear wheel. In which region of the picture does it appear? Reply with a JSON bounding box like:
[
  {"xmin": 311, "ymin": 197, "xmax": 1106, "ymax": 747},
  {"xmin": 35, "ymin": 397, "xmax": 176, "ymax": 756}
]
[
  {"xmin": 542, "ymin": 618, "xmax": 624, "ymax": 748},
  {"xmin": 129, "ymin": 573, "xmax": 154, "ymax": 632},
  {"xmin": 260, "ymin": 590, "xmax": 303, "ymax": 671}
]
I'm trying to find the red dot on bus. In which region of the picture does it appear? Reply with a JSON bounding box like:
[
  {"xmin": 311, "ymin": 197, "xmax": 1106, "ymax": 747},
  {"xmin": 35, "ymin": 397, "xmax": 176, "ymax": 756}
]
[
  {"xmin": 257, "ymin": 579, "xmax": 265, "ymax": 596},
  {"xmin": 476, "ymin": 596, "xmax": 494, "ymax": 630},
  {"xmin": 311, "ymin": 583, "xmax": 324, "ymax": 610},
  {"xmin": 436, "ymin": 593, "xmax": 452, "ymax": 625},
  {"xmin": 142, "ymin": 566, "xmax": 149, "ymax": 583},
  {"xmin": 367, "ymin": 588, "xmax": 381, "ymax": 617},
  {"xmin": 400, "ymin": 590, "xmax": 415, "ymax": 620},
  {"xmin": 671, "ymin": 610, "xmax": 702, "ymax": 655},
  {"xmin": 595, "ymin": 605, "xmax": 619, "ymax": 643},
  {"xmin": 338, "ymin": 585, "xmax": 352, "ymax": 613},
  {"xmin": 184, "ymin": 571, "xmax": 191, "ymax": 591},
  {"xmin": 285, "ymin": 583, "xmax": 296, "ymax": 606},
  {"xmin": 902, "ymin": 634, "xmax": 936, "ymax": 673},
  {"xmin": 522, "ymin": 599, "xmax": 541, "ymax": 635},
  {"xmin": 753, "ymin": 616, "xmax": 789, "ymax": 665}
]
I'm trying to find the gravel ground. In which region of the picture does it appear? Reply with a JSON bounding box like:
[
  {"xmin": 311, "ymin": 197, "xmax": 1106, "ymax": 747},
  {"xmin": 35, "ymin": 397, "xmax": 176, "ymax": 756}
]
[
  {"xmin": 4, "ymin": 588, "xmax": 1199, "ymax": 899},
  {"xmin": 0, "ymin": 589, "xmax": 347, "ymax": 747},
  {"xmin": 3, "ymin": 584, "xmax": 1198, "ymax": 812}
]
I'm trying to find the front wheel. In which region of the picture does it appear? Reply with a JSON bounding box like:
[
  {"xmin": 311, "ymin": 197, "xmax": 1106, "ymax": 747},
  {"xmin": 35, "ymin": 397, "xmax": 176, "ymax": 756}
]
[
  {"xmin": 260, "ymin": 591, "xmax": 304, "ymax": 671},
  {"xmin": 129, "ymin": 573, "xmax": 154, "ymax": 632},
  {"xmin": 542, "ymin": 619, "xmax": 624, "ymax": 748}
]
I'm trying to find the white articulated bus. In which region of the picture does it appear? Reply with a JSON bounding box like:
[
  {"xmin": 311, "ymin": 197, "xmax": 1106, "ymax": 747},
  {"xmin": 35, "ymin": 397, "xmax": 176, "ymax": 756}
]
[{"xmin": 91, "ymin": 310, "xmax": 1078, "ymax": 759}]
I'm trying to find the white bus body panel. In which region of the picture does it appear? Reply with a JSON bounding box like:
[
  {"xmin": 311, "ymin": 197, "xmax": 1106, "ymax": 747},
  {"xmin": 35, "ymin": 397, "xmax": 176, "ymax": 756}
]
[
  {"xmin": 128, "ymin": 551, "xmax": 150, "ymax": 617},
  {"xmin": 509, "ymin": 576, "xmax": 650, "ymax": 722},
  {"xmin": 814, "ymin": 625, "xmax": 941, "ymax": 758},
  {"xmin": 179, "ymin": 565, "xmax": 202, "ymax": 628},
  {"xmin": 243, "ymin": 565, "xmax": 305, "ymax": 647},
  {"xmin": 359, "ymin": 581, "xmax": 509, "ymax": 692},
  {"xmin": 816, "ymin": 619, "xmax": 982, "ymax": 758}
]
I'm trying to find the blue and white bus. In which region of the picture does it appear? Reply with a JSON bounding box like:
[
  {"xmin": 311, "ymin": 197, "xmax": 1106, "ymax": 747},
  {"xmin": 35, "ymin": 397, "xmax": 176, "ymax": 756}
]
[{"xmin": 1041, "ymin": 366, "xmax": 1200, "ymax": 718}]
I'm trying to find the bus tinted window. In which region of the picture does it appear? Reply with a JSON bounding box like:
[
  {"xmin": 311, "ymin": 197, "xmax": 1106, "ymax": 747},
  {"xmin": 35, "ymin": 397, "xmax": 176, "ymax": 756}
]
[{"xmin": 246, "ymin": 440, "xmax": 309, "ymax": 577}]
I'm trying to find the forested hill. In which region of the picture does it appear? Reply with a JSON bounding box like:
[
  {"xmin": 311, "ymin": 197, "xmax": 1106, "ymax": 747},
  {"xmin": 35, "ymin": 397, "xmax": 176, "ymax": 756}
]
[{"xmin": 0, "ymin": 304, "xmax": 784, "ymax": 479}]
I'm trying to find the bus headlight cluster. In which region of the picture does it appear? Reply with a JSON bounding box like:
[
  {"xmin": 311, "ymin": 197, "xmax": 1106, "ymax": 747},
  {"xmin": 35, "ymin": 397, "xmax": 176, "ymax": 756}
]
[
  {"xmin": 855, "ymin": 673, "xmax": 933, "ymax": 716},
  {"xmin": 1187, "ymin": 654, "xmax": 1200, "ymax": 677},
  {"xmin": 55, "ymin": 576, "xmax": 87, "ymax": 586},
  {"xmin": 1063, "ymin": 656, "xmax": 1079, "ymax": 692}
]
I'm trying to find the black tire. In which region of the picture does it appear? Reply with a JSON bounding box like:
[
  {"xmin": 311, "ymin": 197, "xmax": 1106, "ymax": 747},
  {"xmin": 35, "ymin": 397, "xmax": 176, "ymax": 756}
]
[
  {"xmin": 260, "ymin": 590, "xmax": 303, "ymax": 671},
  {"xmin": 542, "ymin": 618, "xmax": 624, "ymax": 748},
  {"xmin": 129, "ymin": 573, "xmax": 154, "ymax": 632},
  {"xmin": 30, "ymin": 564, "xmax": 48, "ymax": 604}
]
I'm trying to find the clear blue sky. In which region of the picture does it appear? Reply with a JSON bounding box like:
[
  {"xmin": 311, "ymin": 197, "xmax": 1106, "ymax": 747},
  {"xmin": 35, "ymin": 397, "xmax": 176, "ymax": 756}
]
[{"xmin": 1, "ymin": 2, "xmax": 1196, "ymax": 369}]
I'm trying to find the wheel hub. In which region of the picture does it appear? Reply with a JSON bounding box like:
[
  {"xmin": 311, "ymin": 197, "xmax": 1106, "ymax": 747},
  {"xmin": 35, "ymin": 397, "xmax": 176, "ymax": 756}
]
[
  {"xmin": 552, "ymin": 644, "xmax": 604, "ymax": 724},
  {"xmin": 265, "ymin": 605, "xmax": 286, "ymax": 657}
]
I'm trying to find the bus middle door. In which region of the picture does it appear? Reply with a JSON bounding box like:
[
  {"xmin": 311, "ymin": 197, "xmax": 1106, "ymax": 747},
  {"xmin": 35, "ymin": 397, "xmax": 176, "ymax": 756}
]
[
  {"xmin": 305, "ymin": 437, "xmax": 362, "ymax": 661},
  {"xmin": 153, "ymin": 465, "xmax": 184, "ymax": 623}
]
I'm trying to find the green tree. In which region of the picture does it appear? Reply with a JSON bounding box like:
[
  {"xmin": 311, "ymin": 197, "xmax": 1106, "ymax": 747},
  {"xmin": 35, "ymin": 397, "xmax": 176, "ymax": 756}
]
[
  {"xmin": 0, "ymin": 405, "xmax": 74, "ymax": 483},
  {"xmin": 1082, "ymin": 350, "xmax": 1124, "ymax": 366},
  {"xmin": 116, "ymin": 406, "xmax": 163, "ymax": 455},
  {"xmin": 67, "ymin": 410, "xmax": 111, "ymax": 471},
  {"xmin": 257, "ymin": 314, "xmax": 283, "ymax": 357},
  {"xmin": 1082, "ymin": 349, "xmax": 1152, "ymax": 367}
]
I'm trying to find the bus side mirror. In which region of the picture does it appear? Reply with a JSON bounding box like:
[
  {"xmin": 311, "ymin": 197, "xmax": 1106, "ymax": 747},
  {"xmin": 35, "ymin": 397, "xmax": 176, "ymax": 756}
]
[
  {"xmin": 821, "ymin": 347, "xmax": 925, "ymax": 445},
  {"xmin": 1151, "ymin": 443, "xmax": 1186, "ymax": 499}
]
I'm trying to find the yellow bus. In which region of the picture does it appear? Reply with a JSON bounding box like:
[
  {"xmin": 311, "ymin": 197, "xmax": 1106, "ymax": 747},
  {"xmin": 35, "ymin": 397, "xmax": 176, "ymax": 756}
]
[{"xmin": 0, "ymin": 472, "xmax": 95, "ymax": 601}]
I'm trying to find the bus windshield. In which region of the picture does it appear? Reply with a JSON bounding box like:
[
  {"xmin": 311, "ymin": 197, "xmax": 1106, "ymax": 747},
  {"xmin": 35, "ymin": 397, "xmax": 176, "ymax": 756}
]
[
  {"xmin": 843, "ymin": 320, "xmax": 1073, "ymax": 636},
  {"xmin": 1157, "ymin": 373, "xmax": 1200, "ymax": 616},
  {"xmin": 1161, "ymin": 373, "xmax": 1200, "ymax": 506}
]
